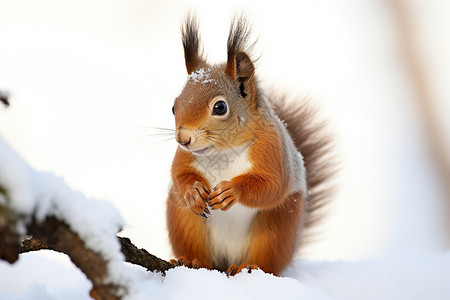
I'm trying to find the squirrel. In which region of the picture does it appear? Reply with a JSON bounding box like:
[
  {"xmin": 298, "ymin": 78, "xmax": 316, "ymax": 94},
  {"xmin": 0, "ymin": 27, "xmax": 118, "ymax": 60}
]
[{"xmin": 166, "ymin": 15, "xmax": 333, "ymax": 276}]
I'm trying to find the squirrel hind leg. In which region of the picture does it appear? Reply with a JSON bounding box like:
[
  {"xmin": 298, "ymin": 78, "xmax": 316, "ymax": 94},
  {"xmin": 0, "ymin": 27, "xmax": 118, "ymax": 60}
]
[{"xmin": 244, "ymin": 193, "xmax": 303, "ymax": 276}]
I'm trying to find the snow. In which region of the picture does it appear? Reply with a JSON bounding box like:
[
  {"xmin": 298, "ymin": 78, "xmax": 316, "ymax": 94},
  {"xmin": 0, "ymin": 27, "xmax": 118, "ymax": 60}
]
[
  {"xmin": 187, "ymin": 68, "xmax": 217, "ymax": 85},
  {"xmin": 0, "ymin": 252, "xmax": 91, "ymax": 300},
  {"xmin": 286, "ymin": 256, "xmax": 450, "ymax": 300},
  {"xmin": 2, "ymin": 250, "xmax": 450, "ymax": 299}
]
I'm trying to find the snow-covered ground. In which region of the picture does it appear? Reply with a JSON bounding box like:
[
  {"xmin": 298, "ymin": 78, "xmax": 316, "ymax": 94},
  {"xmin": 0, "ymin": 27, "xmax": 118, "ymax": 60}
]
[
  {"xmin": 1, "ymin": 250, "xmax": 450, "ymax": 299},
  {"xmin": 1, "ymin": 0, "xmax": 450, "ymax": 299}
]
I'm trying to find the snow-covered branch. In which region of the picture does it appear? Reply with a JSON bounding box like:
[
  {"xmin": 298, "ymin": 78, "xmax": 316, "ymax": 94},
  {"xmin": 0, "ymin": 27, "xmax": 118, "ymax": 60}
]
[
  {"xmin": 27, "ymin": 216, "xmax": 123, "ymax": 299},
  {"xmin": 0, "ymin": 201, "xmax": 124, "ymax": 299},
  {"xmin": 20, "ymin": 236, "xmax": 174, "ymax": 274},
  {"xmin": 0, "ymin": 137, "xmax": 172, "ymax": 299},
  {"xmin": 0, "ymin": 137, "xmax": 128, "ymax": 298}
]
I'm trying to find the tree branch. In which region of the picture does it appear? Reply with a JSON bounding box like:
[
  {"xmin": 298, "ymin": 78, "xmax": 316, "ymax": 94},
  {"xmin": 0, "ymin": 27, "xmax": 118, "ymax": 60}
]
[
  {"xmin": 118, "ymin": 236, "xmax": 174, "ymax": 273},
  {"xmin": 21, "ymin": 236, "xmax": 174, "ymax": 274}
]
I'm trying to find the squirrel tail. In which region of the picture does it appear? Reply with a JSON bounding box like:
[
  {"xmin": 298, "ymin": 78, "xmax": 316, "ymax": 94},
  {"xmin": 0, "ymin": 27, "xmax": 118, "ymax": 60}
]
[{"xmin": 270, "ymin": 93, "xmax": 336, "ymax": 246}]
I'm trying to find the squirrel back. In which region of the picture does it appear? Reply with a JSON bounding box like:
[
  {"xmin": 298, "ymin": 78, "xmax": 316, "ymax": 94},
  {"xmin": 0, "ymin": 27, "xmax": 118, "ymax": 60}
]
[{"xmin": 166, "ymin": 14, "xmax": 333, "ymax": 275}]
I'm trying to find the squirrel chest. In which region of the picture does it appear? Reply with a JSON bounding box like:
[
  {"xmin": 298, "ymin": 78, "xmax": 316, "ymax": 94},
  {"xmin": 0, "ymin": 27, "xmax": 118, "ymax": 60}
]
[{"xmin": 193, "ymin": 146, "xmax": 258, "ymax": 265}]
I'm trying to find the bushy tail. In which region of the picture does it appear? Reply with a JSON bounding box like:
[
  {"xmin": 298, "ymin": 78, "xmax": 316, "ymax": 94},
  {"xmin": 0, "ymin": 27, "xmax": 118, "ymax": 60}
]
[{"xmin": 270, "ymin": 93, "xmax": 336, "ymax": 244}]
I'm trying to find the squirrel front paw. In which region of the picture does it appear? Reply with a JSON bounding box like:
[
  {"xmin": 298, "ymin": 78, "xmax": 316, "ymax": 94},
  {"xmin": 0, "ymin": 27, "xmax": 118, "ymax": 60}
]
[
  {"xmin": 208, "ymin": 181, "xmax": 238, "ymax": 211},
  {"xmin": 184, "ymin": 181, "xmax": 210, "ymax": 218}
]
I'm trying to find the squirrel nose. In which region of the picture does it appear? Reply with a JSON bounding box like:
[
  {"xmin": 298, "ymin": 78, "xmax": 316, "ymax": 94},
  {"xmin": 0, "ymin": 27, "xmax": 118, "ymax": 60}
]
[
  {"xmin": 180, "ymin": 137, "xmax": 191, "ymax": 147},
  {"xmin": 176, "ymin": 127, "xmax": 193, "ymax": 147}
]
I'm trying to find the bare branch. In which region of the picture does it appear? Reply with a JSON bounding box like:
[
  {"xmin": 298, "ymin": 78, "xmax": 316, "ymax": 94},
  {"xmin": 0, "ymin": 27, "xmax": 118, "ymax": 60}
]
[
  {"xmin": 118, "ymin": 236, "xmax": 174, "ymax": 273},
  {"xmin": 21, "ymin": 236, "xmax": 175, "ymax": 274}
]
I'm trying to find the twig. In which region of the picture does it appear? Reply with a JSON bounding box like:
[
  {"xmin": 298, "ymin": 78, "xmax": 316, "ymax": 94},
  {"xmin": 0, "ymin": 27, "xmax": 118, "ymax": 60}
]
[
  {"xmin": 20, "ymin": 236, "xmax": 174, "ymax": 274},
  {"xmin": 118, "ymin": 236, "xmax": 174, "ymax": 273}
]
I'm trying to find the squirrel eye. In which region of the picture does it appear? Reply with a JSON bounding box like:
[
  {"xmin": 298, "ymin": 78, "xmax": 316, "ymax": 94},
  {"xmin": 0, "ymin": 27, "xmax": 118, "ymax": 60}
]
[
  {"xmin": 212, "ymin": 101, "xmax": 227, "ymax": 116},
  {"xmin": 172, "ymin": 105, "xmax": 175, "ymax": 115}
]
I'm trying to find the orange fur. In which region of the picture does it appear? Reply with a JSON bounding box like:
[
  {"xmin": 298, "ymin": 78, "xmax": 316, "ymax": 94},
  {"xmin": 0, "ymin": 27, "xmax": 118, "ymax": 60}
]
[
  {"xmin": 167, "ymin": 148, "xmax": 213, "ymax": 268},
  {"xmin": 167, "ymin": 194, "xmax": 212, "ymax": 268},
  {"xmin": 245, "ymin": 193, "xmax": 303, "ymax": 275},
  {"xmin": 231, "ymin": 123, "xmax": 288, "ymax": 209}
]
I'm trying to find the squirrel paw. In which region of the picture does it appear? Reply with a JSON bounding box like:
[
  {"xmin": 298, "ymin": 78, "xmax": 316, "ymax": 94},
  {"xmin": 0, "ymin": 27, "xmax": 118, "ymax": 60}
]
[
  {"xmin": 226, "ymin": 263, "xmax": 259, "ymax": 276},
  {"xmin": 170, "ymin": 256, "xmax": 203, "ymax": 269},
  {"xmin": 184, "ymin": 181, "xmax": 210, "ymax": 218},
  {"xmin": 208, "ymin": 181, "xmax": 237, "ymax": 211}
]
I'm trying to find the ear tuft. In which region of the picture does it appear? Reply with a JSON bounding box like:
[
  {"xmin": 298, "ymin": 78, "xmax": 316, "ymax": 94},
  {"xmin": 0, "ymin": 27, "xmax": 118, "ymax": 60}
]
[
  {"xmin": 225, "ymin": 16, "xmax": 255, "ymax": 80},
  {"xmin": 182, "ymin": 13, "xmax": 205, "ymax": 74}
]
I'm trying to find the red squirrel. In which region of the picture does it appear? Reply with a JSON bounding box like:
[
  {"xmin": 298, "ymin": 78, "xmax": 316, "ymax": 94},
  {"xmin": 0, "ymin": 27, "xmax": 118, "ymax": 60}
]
[{"xmin": 166, "ymin": 15, "xmax": 333, "ymax": 276}]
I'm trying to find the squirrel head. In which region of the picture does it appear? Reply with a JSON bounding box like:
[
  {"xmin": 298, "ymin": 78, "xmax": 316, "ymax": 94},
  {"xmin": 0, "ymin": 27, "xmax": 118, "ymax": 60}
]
[{"xmin": 172, "ymin": 15, "xmax": 258, "ymax": 156}]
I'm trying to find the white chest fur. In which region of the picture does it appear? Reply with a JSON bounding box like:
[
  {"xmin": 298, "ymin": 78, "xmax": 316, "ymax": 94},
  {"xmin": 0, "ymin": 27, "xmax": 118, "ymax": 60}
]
[
  {"xmin": 208, "ymin": 203, "xmax": 257, "ymax": 265},
  {"xmin": 193, "ymin": 146, "xmax": 259, "ymax": 265},
  {"xmin": 193, "ymin": 146, "xmax": 252, "ymax": 188}
]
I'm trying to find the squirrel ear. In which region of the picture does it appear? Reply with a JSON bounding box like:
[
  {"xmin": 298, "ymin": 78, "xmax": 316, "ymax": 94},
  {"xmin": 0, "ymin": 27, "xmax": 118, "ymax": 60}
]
[
  {"xmin": 225, "ymin": 51, "xmax": 254, "ymax": 79},
  {"xmin": 182, "ymin": 14, "xmax": 205, "ymax": 74},
  {"xmin": 236, "ymin": 51, "xmax": 254, "ymax": 80},
  {"xmin": 226, "ymin": 51, "xmax": 255, "ymax": 97}
]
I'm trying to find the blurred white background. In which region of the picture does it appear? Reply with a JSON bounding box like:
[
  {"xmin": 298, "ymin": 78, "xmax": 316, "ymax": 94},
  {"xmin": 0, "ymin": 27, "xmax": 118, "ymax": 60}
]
[{"xmin": 0, "ymin": 0, "xmax": 449, "ymax": 262}]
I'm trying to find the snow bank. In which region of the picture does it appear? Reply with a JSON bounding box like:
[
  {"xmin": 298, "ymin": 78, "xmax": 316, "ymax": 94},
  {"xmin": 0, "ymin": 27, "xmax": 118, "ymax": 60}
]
[
  {"xmin": 2, "ymin": 251, "xmax": 450, "ymax": 300},
  {"xmin": 0, "ymin": 137, "xmax": 150, "ymax": 297},
  {"xmin": 0, "ymin": 138, "xmax": 124, "ymax": 257},
  {"xmin": 285, "ymin": 255, "xmax": 450, "ymax": 300}
]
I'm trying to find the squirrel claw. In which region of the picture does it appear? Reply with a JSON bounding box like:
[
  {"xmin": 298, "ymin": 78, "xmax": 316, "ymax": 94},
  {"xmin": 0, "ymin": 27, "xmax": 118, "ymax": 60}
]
[
  {"xmin": 226, "ymin": 264, "xmax": 238, "ymax": 277},
  {"xmin": 170, "ymin": 257, "xmax": 204, "ymax": 269},
  {"xmin": 226, "ymin": 263, "xmax": 259, "ymax": 276},
  {"xmin": 185, "ymin": 181, "xmax": 211, "ymax": 217},
  {"xmin": 169, "ymin": 258, "xmax": 186, "ymax": 267},
  {"xmin": 208, "ymin": 181, "xmax": 237, "ymax": 211}
]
